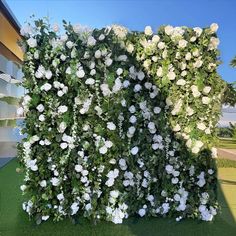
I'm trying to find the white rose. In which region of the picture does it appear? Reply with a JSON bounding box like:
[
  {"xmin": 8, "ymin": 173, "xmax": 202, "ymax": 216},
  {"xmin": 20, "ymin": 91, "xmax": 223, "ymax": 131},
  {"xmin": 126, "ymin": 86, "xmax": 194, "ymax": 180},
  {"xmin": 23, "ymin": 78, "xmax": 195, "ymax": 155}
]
[
  {"xmin": 185, "ymin": 52, "xmax": 191, "ymax": 60},
  {"xmin": 210, "ymin": 23, "xmax": 218, "ymax": 33},
  {"xmin": 127, "ymin": 43, "xmax": 134, "ymax": 53},
  {"xmin": 39, "ymin": 114, "xmax": 45, "ymax": 122},
  {"xmin": 164, "ymin": 25, "xmax": 174, "ymax": 35},
  {"xmin": 176, "ymin": 79, "xmax": 186, "ymax": 86},
  {"xmin": 203, "ymin": 86, "xmax": 211, "ymax": 94},
  {"xmin": 58, "ymin": 105, "xmax": 68, "ymax": 114},
  {"xmin": 41, "ymin": 83, "xmax": 52, "ymax": 91},
  {"xmin": 85, "ymin": 78, "xmax": 95, "ymax": 85},
  {"xmin": 193, "ymin": 27, "xmax": 203, "ymax": 37},
  {"xmin": 197, "ymin": 122, "xmax": 206, "ymax": 131},
  {"xmin": 134, "ymin": 84, "xmax": 142, "ymax": 92},
  {"xmin": 167, "ymin": 71, "xmax": 176, "ymax": 80},
  {"xmin": 87, "ymin": 36, "xmax": 96, "ymax": 46},
  {"xmin": 76, "ymin": 69, "xmax": 85, "ymax": 78},
  {"xmin": 58, "ymin": 122, "xmax": 67, "ymax": 133},
  {"xmin": 173, "ymin": 124, "xmax": 181, "ymax": 132},
  {"xmin": 60, "ymin": 142, "xmax": 68, "ymax": 149},
  {"xmin": 95, "ymin": 50, "xmax": 102, "ymax": 58},
  {"xmin": 144, "ymin": 26, "xmax": 153, "ymax": 36},
  {"xmin": 105, "ymin": 58, "xmax": 113, "ymax": 67},
  {"xmin": 178, "ymin": 39, "xmax": 187, "ymax": 48},
  {"xmin": 154, "ymin": 107, "xmax": 161, "ymax": 114},
  {"xmin": 40, "ymin": 180, "xmax": 47, "ymax": 188},
  {"xmin": 99, "ymin": 146, "xmax": 108, "ymax": 154},
  {"xmin": 131, "ymin": 146, "xmax": 139, "ymax": 155},
  {"xmin": 98, "ymin": 34, "xmax": 105, "ymax": 40},
  {"xmin": 107, "ymin": 122, "xmax": 116, "ymax": 130},
  {"xmin": 152, "ymin": 35, "xmax": 160, "ymax": 43},
  {"xmin": 129, "ymin": 115, "xmax": 137, "ymax": 123},
  {"xmin": 105, "ymin": 140, "xmax": 113, "ymax": 148},
  {"xmin": 156, "ymin": 67, "xmax": 163, "ymax": 77},
  {"xmin": 66, "ymin": 41, "xmax": 74, "ymax": 49},
  {"xmin": 75, "ymin": 164, "xmax": 83, "ymax": 172},
  {"xmin": 138, "ymin": 208, "xmax": 146, "ymax": 217},
  {"xmin": 202, "ymin": 96, "xmax": 211, "ymax": 104},
  {"xmin": 36, "ymin": 104, "xmax": 44, "ymax": 112},
  {"xmin": 27, "ymin": 38, "xmax": 37, "ymax": 48},
  {"xmin": 123, "ymin": 80, "xmax": 130, "ymax": 88},
  {"xmin": 45, "ymin": 70, "xmax": 52, "ymax": 79},
  {"xmin": 116, "ymin": 68, "xmax": 123, "ymax": 75},
  {"xmin": 158, "ymin": 42, "xmax": 165, "ymax": 49}
]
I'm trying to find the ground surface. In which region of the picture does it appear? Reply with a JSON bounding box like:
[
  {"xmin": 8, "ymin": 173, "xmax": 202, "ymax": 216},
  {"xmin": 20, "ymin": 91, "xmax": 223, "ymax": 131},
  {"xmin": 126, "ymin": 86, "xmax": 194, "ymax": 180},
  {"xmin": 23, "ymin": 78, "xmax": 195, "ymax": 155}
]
[{"xmin": 0, "ymin": 159, "xmax": 235, "ymax": 236}]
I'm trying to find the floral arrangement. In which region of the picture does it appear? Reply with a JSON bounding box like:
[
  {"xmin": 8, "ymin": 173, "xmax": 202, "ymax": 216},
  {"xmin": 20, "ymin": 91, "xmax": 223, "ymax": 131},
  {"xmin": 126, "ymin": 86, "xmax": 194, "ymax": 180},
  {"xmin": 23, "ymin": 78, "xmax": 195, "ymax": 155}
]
[{"xmin": 18, "ymin": 18, "xmax": 225, "ymax": 224}]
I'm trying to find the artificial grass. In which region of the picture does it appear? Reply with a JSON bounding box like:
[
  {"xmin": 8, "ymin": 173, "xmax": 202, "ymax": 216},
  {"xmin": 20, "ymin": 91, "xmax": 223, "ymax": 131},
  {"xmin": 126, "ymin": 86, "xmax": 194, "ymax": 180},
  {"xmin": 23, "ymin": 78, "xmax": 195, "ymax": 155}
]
[
  {"xmin": 217, "ymin": 138, "xmax": 236, "ymax": 149},
  {"xmin": 0, "ymin": 159, "xmax": 236, "ymax": 236},
  {"xmin": 216, "ymin": 158, "xmax": 236, "ymax": 168}
]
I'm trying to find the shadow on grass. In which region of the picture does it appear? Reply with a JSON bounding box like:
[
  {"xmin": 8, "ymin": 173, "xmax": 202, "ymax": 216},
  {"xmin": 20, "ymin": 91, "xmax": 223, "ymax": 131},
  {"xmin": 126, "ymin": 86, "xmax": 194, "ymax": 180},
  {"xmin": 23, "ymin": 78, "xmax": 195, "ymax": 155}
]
[{"xmin": 0, "ymin": 159, "xmax": 236, "ymax": 236}]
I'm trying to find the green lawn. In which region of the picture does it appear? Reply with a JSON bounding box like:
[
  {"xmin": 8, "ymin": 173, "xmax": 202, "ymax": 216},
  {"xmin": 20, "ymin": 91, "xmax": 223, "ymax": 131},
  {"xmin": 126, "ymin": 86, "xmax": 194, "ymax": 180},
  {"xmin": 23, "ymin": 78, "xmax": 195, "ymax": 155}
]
[
  {"xmin": 217, "ymin": 138, "xmax": 236, "ymax": 149},
  {"xmin": 0, "ymin": 159, "xmax": 236, "ymax": 236}
]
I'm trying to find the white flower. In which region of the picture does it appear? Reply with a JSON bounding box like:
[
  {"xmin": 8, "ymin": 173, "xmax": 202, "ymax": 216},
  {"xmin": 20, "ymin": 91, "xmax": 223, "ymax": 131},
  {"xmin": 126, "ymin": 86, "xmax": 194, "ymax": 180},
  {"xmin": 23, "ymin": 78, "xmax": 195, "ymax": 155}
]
[
  {"xmin": 107, "ymin": 122, "xmax": 116, "ymax": 130},
  {"xmin": 110, "ymin": 190, "xmax": 119, "ymax": 198},
  {"xmin": 39, "ymin": 114, "xmax": 45, "ymax": 122},
  {"xmin": 202, "ymin": 96, "xmax": 211, "ymax": 104},
  {"xmin": 176, "ymin": 79, "xmax": 186, "ymax": 86},
  {"xmin": 173, "ymin": 124, "xmax": 181, "ymax": 132},
  {"xmin": 167, "ymin": 71, "xmax": 176, "ymax": 80},
  {"xmin": 127, "ymin": 43, "xmax": 134, "ymax": 53},
  {"xmin": 185, "ymin": 52, "xmax": 192, "ymax": 60},
  {"xmin": 45, "ymin": 70, "xmax": 52, "ymax": 79},
  {"xmin": 211, "ymin": 147, "xmax": 218, "ymax": 158},
  {"xmin": 156, "ymin": 67, "xmax": 163, "ymax": 77},
  {"xmin": 58, "ymin": 105, "xmax": 68, "ymax": 114},
  {"xmin": 75, "ymin": 164, "xmax": 83, "ymax": 172},
  {"xmin": 57, "ymin": 193, "xmax": 64, "ymax": 201},
  {"xmin": 165, "ymin": 164, "xmax": 173, "ymax": 174},
  {"xmin": 158, "ymin": 42, "xmax": 165, "ymax": 49},
  {"xmin": 71, "ymin": 202, "xmax": 79, "ymax": 215},
  {"xmin": 210, "ymin": 23, "xmax": 218, "ymax": 33},
  {"xmin": 129, "ymin": 105, "xmax": 136, "ymax": 113},
  {"xmin": 209, "ymin": 37, "xmax": 220, "ymax": 50},
  {"xmin": 87, "ymin": 36, "xmax": 96, "ymax": 46},
  {"xmin": 27, "ymin": 38, "xmax": 37, "ymax": 48},
  {"xmin": 119, "ymin": 159, "xmax": 127, "ymax": 170},
  {"xmin": 111, "ymin": 208, "xmax": 125, "ymax": 224},
  {"xmin": 85, "ymin": 78, "xmax": 95, "ymax": 85},
  {"xmin": 197, "ymin": 122, "xmax": 206, "ymax": 131},
  {"xmin": 116, "ymin": 68, "xmax": 123, "ymax": 76},
  {"xmin": 178, "ymin": 39, "xmax": 187, "ymax": 48},
  {"xmin": 105, "ymin": 140, "xmax": 113, "ymax": 148},
  {"xmin": 66, "ymin": 41, "xmax": 74, "ymax": 49},
  {"xmin": 99, "ymin": 146, "xmax": 108, "ymax": 154},
  {"xmin": 100, "ymin": 84, "xmax": 111, "ymax": 96},
  {"xmin": 129, "ymin": 115, "xmax": 137, "ymax": 124},
  {"xmin": 144, "ymin": 26, "xmax": 153, "ymax": 36},
  {"xmin": 203, "ymin": 86, "xmax": 211, "ymax": 94},
  {"xmin": 131, "ymin": 146, "xmax": 139, "ymax": 155},
  {"xmin": 148, "ymin": 122, "xmax": 155, "ymax": 130},
  {"xmin": 186, "ymin": 106, "xmax": 194, "ymax": 116},
  {"xmin": 152, "ymin": 35, "xmax": 160, "ymax": 43},
  {"xmin": 41, "ymin": 83, "xmax": 52, "ymax": 91},
  {"xmin": 20, "ymin": 24, "xmax": 33, "ymax": 36},
  {"xmin": 95, "ymin": 50, "xmax": 102, "ymax": 58},
  {"xmin": 134, "ymin": 84, "xmax": 142, "ymax": 92},
  {"xmin": 20, "ymin": 185, "xmax": 27, "ymax": 191},
  {"xmin": 193, "ymin": 27, "xmax": 203, "ymax": 37},
  {"xmin": 138, "ymin": 208, "xmax": 146, "ymax": 217},
  {"xmin": 36, "ymin": 104, "xmax": 44, "ymax": 112},
  {"xmin": 51, "ymin": 177, "xmax": 60, "ymax": 186},
  {"xmin": 105, "ymin": 58, "xmax": 113, "ymax": 67},
  {"xmin": 40, "ymin": 180, "xmax": 47, "ymax": 187},
  {"xmin": 98, "ymin": 34, "xmax": 105, "ymax": 40},
  {"xmin": 154, "ymin": 107, "xmax": 161, "ymax": 114},
  {"xmin": 60, "ymin": 142, "xmax": 68, "ymax": 149},
  {"xmin": 165, "ymin": 25, "xmax": 174, "ymax": 35},
  {"xmin": 76, "ymin": 69, "xmax": 85, "ymax": 78},
  {"xmin": 137, "ymin": 71, "xmax": 145, "ymax": 81}
]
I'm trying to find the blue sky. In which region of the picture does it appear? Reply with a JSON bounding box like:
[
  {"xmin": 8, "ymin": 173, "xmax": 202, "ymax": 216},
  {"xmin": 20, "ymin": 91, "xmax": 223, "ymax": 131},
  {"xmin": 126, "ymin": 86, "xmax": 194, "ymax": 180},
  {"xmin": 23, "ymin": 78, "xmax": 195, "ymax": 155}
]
[{"xmin": 5, "ymin": 0, "xmax": 236, "ymax": 83}]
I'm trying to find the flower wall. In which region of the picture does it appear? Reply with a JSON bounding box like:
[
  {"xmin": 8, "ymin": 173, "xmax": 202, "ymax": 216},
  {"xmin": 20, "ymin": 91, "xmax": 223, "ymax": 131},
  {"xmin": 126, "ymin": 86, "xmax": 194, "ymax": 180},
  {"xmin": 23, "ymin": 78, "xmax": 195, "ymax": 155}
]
[{"xmin": 18, "ymin": 19, "xmax": 225, "ymax": 224}]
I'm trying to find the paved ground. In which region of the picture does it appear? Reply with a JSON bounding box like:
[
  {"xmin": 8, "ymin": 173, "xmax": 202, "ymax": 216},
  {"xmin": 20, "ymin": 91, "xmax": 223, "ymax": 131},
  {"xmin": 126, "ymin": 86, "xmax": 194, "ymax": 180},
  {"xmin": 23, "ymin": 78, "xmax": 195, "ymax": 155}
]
[{"xmin": 218, "ymin": 149, "xmax": 236, "ymax": 161}]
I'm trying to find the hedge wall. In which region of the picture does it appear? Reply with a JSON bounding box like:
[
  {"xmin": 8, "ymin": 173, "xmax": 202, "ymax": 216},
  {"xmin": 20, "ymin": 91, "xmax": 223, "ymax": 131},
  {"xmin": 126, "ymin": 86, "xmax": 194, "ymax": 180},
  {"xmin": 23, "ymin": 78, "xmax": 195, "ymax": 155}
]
[{"xmin": 18, "ymin": 19, "xmax": 225, "ymax": 224}]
